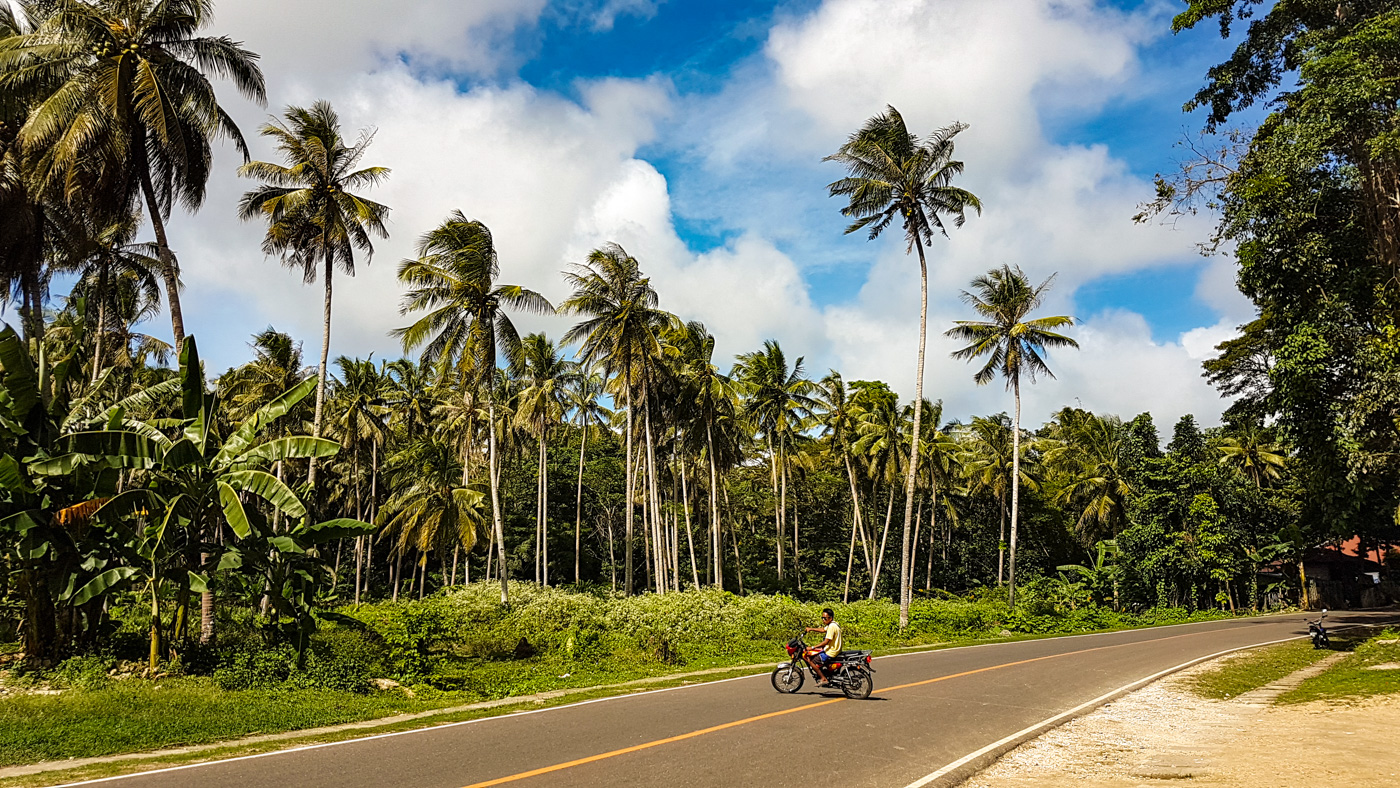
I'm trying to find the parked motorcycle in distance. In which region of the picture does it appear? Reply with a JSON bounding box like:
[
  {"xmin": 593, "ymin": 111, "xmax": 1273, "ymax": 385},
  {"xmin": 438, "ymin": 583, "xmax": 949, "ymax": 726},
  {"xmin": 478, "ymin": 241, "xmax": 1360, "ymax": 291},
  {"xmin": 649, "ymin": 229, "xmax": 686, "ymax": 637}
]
[
  {"xmin": 1308, "ymin": 608, "xmax": 1331, "ymax": 649},
  {"xmin": 770, "ymin": 632, "xmax": 875, "ymax": 699}
]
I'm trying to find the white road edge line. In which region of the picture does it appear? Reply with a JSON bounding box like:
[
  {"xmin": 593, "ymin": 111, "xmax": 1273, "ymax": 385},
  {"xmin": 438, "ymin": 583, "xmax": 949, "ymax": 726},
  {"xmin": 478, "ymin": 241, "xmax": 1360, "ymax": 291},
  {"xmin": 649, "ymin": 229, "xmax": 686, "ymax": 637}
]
[
  {"xmin": 899, "ymin": 622, "xmax": 1386, "ymax": 788},
  {"xmin": 54, "ymin": 615, "xmax": 1379, "ymax": 787}
]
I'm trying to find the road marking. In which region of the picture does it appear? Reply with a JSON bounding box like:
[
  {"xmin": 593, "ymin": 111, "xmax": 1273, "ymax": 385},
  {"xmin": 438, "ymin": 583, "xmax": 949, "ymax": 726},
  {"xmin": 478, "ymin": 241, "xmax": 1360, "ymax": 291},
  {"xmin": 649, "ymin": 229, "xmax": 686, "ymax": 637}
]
[
  {"xmin": 452, "ymin": 622, "xmax": 1270, "ymax": 787},
  {"xmin": 898, "ymin": 620, "xmax": 1396, "ymax": 788},
  {"xmin": 458, "ymin": 698, "xmax": 847, "ymax": 788}
]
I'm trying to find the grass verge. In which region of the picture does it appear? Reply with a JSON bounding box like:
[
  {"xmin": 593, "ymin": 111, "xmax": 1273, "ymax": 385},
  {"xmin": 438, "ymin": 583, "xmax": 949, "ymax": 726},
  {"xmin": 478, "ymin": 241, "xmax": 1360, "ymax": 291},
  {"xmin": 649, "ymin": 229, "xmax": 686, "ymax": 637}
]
[
  {"xmin": 1186, "ymin": 638, "xmax": 1335, "ymax": 700},
  {"xmin": 1279, "ymin": 629, "xmax": 1400, "ymax": 705}
]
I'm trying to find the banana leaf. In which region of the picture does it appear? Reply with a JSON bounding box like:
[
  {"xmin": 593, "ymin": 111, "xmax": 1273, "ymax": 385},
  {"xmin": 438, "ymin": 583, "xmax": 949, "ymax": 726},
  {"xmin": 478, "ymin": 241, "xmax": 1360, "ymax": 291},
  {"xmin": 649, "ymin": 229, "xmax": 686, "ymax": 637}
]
[
  {"xmin": 299, "ymin": 518, "xmax": 376, "ymax": 543},
  {"xmin": 180, "ymin": 336, "xmax": 203, "ymax": 422},
  {"xmin": 215, "ymin": 377, "xmax": 317, "ymax": 465},
  {"xmin": 67, "ymin": 567, "xmax": 139, "ymax": 605},
  {"xmin": 0, "ymin": 325, "xmax": 38, "ymax": 420},
  {"xmin": 238, "ymin": 436, "xmax": 340, "ymax": 466},
  {"xmin": 67, "ymin": 431, "xmax": 165, "ymax": 468},
  {"xmin": 218, "ymin": 481, "xmax": 253, "ymax": 539},
  {"xmin": 162, "ymin": 438, "xmax": 205, "ymax": 470},
  {"xmin": 269, "ymin": 536, "xmax": 305, "ymax": 554},
  {"xmin": 0, "ymin": 454, "xmax": 33, "ymax": 492},
  {"xmin": 222, "ymin": 469, "xmax": 306, "ymax": 519}
]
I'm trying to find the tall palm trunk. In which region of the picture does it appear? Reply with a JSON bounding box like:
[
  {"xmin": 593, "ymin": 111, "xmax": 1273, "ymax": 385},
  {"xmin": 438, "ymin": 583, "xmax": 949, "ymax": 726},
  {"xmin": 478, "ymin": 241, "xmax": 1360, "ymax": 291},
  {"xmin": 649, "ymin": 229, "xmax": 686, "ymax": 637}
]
[
  {"xmin": 898, "ymin": 238, "xmax": 931, "ymax": 628},
  {"xmin": 926, "ymin": 479, "xmax": 938, "ymax": 591},
  {"xmin": 309, "ymin": 248, "xmax": 333, "ymax": 492},
  {"xmin": 997, "ymin": 495, "xmax": 1006, "ymax": 585},
  {"xmin": 575, "ymin": 422, "xmax": 588, "ymax": 585},
  {"xmin": 542, "ymin": 430, "xmax": 550, "ymax": 586},
  {"xmin": 90, "ymin": 258, "xmax": 111, "ymax": 385},
  {"xmin": 1009, "ymin": 377, "xmax": 1022, "ymax": 607},
  {"xmin": 137, "ymin": 146, "xmax": 186, "ymax": 352},
  {"xmin": 707, "ymin": 421, "xmax": 722, "ymax": 589},
  {"xmin": 767, "ymin": 435, "xmax": 784, "ymax": 579},
  {"xmin": 353, "ymin": 442, "xmax": 363, "ymax": 604},
  {"xmin": 681, "ymin": 460, "xmax": 699, "ymax": 589},
  {"xmin": 488, "ymin": 399, "xmax": 509, "ymax": 604},
  {"xmin": 842, "ymin": 454, "xmax": 864, "ymax": 603},
  {"xmin": 624, "ymin": 380, "xmax": 635, "ymax": 595},
  {"xmin": 535, "ymin": 436, "xmax": 544, "ymax": 584},
  {"xmin": 644, "ymin": 405, "xmax": 666, "ymax": 593},
  {"xmin": 870, "ymin": 486, "xmax": 895, "ymax": 599}
]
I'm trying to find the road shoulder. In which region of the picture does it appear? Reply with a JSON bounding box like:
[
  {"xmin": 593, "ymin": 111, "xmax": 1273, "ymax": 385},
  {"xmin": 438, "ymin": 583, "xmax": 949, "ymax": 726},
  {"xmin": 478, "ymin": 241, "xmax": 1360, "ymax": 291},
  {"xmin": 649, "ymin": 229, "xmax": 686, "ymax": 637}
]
[{"xmin": 963, "ymin": 646, "xmax": 1400, "ymax": 787}]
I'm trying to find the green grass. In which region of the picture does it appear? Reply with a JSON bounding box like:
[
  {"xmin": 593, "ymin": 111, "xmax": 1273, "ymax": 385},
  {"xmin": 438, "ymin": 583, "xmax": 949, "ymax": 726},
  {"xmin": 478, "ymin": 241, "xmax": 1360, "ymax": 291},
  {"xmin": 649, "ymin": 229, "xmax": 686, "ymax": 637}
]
[
  {"xmin": 1279, "ymin": 629, "xmax": 1400, "ymax": 705},
  {"xmin": 1187, "ymin": 639, "xmax": 1335, "ymax": 700},
  {"xmin": 0, "ymin": 677, "xmax": 456, "ymax": 766}
]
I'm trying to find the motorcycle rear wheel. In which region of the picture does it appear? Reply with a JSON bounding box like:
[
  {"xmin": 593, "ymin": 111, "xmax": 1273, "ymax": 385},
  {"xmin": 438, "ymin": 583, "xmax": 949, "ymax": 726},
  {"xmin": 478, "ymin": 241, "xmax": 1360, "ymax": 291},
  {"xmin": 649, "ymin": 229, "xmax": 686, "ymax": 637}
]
[
  {"xmin": 771, "ymin": 665, "xmax": 805, "ymax": 693},
  {"xmin": 841, "ymin": 669, "xmax": 873, "ymax": 700}
]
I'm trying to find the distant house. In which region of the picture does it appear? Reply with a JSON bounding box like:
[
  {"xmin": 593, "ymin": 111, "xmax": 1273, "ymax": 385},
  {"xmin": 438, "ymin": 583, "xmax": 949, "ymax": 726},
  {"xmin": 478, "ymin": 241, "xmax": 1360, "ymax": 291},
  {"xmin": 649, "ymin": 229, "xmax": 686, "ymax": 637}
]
[{"xmin": 1301, "ymin": 538, "xmax": 1388, "ymax": 610}]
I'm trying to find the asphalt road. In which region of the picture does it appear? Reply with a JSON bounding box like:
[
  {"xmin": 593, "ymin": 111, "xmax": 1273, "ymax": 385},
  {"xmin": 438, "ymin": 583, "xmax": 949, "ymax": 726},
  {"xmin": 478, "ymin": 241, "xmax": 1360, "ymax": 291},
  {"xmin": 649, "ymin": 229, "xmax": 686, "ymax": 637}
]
[{"xmin": 72, "ymin": 610, "xmax": 1399, "ymax": 788}]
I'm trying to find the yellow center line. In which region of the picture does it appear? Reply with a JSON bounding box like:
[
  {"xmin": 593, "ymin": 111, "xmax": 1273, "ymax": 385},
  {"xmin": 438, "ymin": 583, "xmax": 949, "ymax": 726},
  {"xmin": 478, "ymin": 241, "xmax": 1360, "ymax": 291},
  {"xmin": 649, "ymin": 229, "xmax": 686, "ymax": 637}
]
[
  {"xmin": 461, "ymin": 623, "xmax": 1260, "ymax": 788},
  {"xmin": 460, "ymin": 697, "xmax": 847, "ymax": 787}
]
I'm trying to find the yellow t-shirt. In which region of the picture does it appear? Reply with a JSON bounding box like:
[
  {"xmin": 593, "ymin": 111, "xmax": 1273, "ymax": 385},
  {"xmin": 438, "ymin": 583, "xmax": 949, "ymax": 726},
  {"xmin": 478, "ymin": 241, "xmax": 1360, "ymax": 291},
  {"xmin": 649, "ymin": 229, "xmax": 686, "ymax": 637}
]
[{"xmin": 824, "ymin": 622, "xmax": 842, "ymax": 657}]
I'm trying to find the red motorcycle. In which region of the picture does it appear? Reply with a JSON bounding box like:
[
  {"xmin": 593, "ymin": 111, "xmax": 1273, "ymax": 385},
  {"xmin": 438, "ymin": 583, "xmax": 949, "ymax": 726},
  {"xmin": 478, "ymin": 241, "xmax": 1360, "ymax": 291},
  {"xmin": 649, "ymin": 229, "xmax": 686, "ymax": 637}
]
[{"xmin": 770, "ymin": 631, "xmax": 875, "ymax": 699}]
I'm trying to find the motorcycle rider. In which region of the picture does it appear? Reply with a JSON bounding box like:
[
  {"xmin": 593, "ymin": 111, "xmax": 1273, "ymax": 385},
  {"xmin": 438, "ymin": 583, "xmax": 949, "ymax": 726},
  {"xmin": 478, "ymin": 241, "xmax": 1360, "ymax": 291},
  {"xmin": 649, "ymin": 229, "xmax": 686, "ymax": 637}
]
[{"xmin": 804, "ymin": 608, "xmax": 843, "ymax": 685}]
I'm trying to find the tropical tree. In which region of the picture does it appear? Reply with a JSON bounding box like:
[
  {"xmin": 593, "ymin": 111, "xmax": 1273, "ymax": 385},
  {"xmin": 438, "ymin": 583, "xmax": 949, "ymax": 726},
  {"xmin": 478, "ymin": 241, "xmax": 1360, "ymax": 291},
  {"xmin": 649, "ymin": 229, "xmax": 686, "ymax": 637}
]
[
  {"xmin": 514, "ymin": 333, "xmax": 578, "ymax": 586},
  {"xmin": 826, "ymin": 105, "xmax": 981, "ymax": 627},
  {"xmin": 58, "ymin": 215, "xmax": 161, "ymax": 385},
  {"xmin": 947, "ymin": 265, "xmax": 1078, "ymax": 605},
  {"xmin": 377, "ymin": 435, "xmax": 485, "ymax": 599},
  {"xmin": 1217, "ymin": 426, "xmax": 1287, "ymax": 489},
  {"xmin": 2, "ymin": 0, "xmax": 267, "ymax": 350},
  {"xmin": 734, "ymin": 340, "xmax": 815, "ymax": 583},
  {"xmin": 1046, "ymin": 409, "xmax": 1135, "ymax": 544},
  {"xmin": 565, "ymin": 370, "xmax": 611, "ymax": 584},
  {"xmin": 813, "ymin": 371, "xmax": 869, "ymax": 602},
  {"xmin": 328, "ymin": 356, "xmax": 388, "ymax": 601},
  {"xmin": 237, "ymin": 100, "xmax": 390, "ymax": 492},
  {"xmin": 851, "ymin": 383, "xmax": 908, "ymax": 598},
  {"xmin": 672, "ymin": 321, "xmax": 739, "ymax": 589},
  {"xmin": 393, "ymin": 212, "xmax": 552, "ymax": 604},
  {"xmin": 560, "ymin": 244, "xmax": 671, "ymax": 595}
]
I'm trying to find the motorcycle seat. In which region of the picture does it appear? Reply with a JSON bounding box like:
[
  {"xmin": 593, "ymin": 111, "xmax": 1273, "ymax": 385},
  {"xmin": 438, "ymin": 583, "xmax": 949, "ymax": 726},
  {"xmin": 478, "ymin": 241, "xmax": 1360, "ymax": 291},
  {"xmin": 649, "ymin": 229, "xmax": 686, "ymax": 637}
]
[{"xmin": 836, "ymin": 650, "xmax": 870, "ymax": 660}]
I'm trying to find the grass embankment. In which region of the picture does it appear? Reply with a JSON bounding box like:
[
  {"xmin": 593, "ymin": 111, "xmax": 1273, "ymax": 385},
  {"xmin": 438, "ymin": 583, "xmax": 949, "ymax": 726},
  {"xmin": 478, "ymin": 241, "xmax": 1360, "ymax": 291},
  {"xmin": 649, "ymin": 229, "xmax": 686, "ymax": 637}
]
[
  {"xmin": 0, "ymin": 583, "xmax": 1237, "ymax": 770},
  {"xmin": 1188, "ymin": 639, "xmax": 1336, "ymax": 700},
  {"xmin": 1280, "ymin": 629, "xmax": 1400, "ymax": 704}
]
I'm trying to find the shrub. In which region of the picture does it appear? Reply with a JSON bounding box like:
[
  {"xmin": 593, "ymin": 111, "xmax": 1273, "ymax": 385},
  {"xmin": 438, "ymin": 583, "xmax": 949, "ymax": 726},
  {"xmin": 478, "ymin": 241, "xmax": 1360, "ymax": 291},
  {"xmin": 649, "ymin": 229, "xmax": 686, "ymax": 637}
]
[{"xmin": 49, "ymin": 655, "xmax": 114, "ymax": 690}]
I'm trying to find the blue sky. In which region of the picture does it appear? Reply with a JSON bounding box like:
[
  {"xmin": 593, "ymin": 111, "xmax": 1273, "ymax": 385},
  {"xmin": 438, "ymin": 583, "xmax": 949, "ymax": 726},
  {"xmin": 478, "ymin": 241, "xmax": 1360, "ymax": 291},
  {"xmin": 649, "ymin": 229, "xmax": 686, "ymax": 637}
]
[{"xmin": 56, "ymin": 0, "xmax": 1258, "ymax": 428}]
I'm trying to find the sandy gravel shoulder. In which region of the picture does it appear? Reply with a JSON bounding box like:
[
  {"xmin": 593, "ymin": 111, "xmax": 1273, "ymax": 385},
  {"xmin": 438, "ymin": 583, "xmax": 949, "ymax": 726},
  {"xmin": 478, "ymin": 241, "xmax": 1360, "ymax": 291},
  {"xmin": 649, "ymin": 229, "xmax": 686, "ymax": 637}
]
[{"xmin": 964, "ymin": 651, "xmax": 1400, "ymax": 787}]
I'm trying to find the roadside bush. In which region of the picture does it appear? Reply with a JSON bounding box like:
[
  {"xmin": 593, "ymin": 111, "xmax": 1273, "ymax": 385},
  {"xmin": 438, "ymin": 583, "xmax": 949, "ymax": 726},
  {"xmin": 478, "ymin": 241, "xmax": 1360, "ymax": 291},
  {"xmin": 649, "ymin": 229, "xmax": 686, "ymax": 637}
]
[
  {"xmin": 212, "ymin": 637, "xmax": 375, "ymax": 693},
  {"xmin": 48, "ymin": 655, "xmax": 114, "ymax": 690}
]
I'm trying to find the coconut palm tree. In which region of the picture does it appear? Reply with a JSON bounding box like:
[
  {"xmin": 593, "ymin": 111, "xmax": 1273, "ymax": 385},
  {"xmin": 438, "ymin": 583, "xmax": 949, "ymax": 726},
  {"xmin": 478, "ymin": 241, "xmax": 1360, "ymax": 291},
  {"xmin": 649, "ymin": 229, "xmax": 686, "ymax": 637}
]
[
  {"xmin": 2, "ymin": 0, "xmax": 266, "ymax": 350},
  {"xmin": 1045, "ymin": 409, "xmax": 1135, "ymax": 545},
  {"xmin": 1217, "ymin": 426, "xmax": 1287, "ymax": 489},
  {"xmin": 947, "ymin": 265, "xmax": 1077, "ymax": 606},
  {"xmin": 670, "ymin": 320, "xmax": 739, "ymax": 588},
  {"xmin": 237, "ymin": 100, "xmax": 390, "ymax": 492},
  {"xmin": 852, "ymin": 386, "xmax": 909, "ymax": 599},
  {"xmin": 565, "ymin": 370, "xmax": 611, "ymax": 584},
  {"xmin": 378, "ymin": 435, "xmax": 486, "ymax": 600},
  {"xmin": 826, "ymin": 106, "xmax": 981, "ymax": 627},
  {"xmin": 813, "ymin": 370, "xmax": 870, "ymax": 602},
  {"xmin": 559, "ymin": 243, "xmax": 671, "ymax": 595},
  {"xmin": 393, "ymin": 212, "xmax": 552, "ymax": 604},
  {"xmin": 514, "ymin": 332, "xmax": 578, "ymax": 586},
  {"xmin": 733, "ymin": 340, "xmax": 816, "ymax": 583},
  {"xmin": 329, "ymin": 356, "xmax": 388, "ymax": 601},
  {"xmin": 58, "ymin": 215, "xmax": 161, "ymax": 385}
]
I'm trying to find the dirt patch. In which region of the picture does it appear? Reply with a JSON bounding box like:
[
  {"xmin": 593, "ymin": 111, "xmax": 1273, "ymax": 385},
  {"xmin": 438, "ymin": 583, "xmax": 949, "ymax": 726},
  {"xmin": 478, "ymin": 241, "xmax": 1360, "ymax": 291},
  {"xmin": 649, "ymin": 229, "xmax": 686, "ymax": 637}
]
[{"xmin": 965, "ymin": 652, "xmax": 1400, "ymax": 787}]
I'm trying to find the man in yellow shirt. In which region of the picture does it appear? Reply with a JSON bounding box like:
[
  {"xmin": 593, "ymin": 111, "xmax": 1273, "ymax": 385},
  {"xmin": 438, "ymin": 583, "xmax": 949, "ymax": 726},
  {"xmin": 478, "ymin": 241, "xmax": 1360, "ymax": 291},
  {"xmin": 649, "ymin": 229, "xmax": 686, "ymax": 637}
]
[{"xmin": 804, "ymin": 608, "xmax": 842, "ymax": 685}]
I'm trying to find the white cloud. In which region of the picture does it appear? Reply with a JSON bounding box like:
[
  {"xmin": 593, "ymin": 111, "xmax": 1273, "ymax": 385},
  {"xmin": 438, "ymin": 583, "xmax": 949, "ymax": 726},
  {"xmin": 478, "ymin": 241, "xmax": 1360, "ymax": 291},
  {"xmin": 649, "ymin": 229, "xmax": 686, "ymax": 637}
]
[{"xmin": 125, "ymin": 0, "xmax": 1241, "ymax": 429}]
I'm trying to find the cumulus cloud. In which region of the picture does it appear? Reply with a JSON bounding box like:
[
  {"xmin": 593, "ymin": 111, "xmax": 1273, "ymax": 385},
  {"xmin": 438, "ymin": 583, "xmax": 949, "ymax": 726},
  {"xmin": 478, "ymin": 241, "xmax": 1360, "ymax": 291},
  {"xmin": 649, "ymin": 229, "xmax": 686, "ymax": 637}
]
[{"xmin": 119, "ymin": 0, "xmax": 1241, "ymax": 429}]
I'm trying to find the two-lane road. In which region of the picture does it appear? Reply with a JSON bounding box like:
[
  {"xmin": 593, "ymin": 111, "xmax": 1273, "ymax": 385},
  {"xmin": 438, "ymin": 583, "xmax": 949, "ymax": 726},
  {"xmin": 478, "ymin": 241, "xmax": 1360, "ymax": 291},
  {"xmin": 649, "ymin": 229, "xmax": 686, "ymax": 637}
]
[{"xmin": 71, "ymin": 610, "xmax": 1399, "ymax": 788}]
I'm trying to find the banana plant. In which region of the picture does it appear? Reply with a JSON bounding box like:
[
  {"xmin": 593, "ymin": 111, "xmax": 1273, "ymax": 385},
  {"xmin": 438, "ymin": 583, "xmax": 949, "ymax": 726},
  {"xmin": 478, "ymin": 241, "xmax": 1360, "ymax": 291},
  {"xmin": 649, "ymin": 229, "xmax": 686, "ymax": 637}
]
[
  {"xmin": 1057, "ymin": 539, "xmax": 1123, "ymax": 609},
  {"xmin": 0, "ymin": 323, "xmax": 124, "ymax": 664},
  {"xmin": 59, "ymin": 336, "xmax": 371, "ymax": 663}
]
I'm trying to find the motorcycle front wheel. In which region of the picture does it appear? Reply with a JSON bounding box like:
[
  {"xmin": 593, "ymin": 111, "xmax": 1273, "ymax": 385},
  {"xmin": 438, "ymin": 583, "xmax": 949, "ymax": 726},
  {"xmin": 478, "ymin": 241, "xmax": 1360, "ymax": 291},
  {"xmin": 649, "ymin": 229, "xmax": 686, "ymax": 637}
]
[
  {"xmin": 841, "ymin": 669, "xmax": 873, "ymax": 700},
  {"xmin": 771, "ymin": 665, "xmax": 805, "ymax": 693}
]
